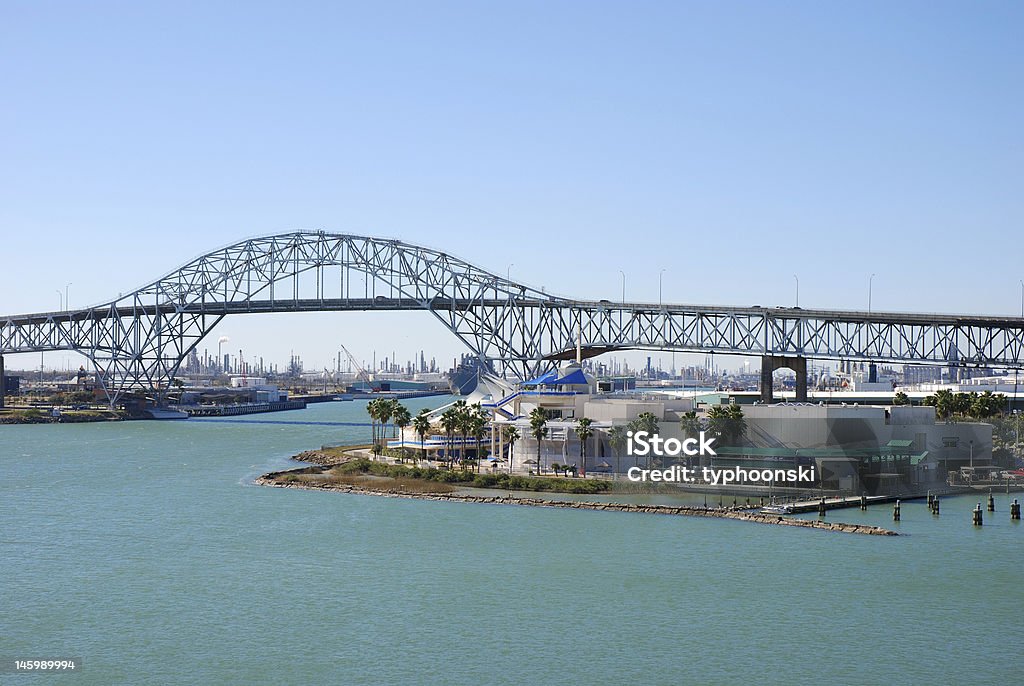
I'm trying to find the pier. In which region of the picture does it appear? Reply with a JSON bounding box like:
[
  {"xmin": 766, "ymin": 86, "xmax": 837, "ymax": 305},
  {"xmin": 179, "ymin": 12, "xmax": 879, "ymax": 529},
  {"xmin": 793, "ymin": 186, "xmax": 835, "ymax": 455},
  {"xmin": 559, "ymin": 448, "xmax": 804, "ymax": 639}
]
[
  {"xmin": 760, "ymin": 488, "xmax": 1006, "ymax": 515},
  {"xmin": 184, "ymin": 400, "xmax": 306, "ymax": 417},
  {"xmin": 778, "ymin": 494, "xmax": 917, "ymax": 513}
]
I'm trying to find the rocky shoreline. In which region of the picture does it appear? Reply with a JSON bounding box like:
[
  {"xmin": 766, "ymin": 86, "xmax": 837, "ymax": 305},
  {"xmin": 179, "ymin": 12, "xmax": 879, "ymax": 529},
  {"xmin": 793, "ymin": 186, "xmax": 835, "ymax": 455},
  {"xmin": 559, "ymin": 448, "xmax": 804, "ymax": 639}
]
[
  {"xmin": 289, "ymin": 449, "xmax": 351, "ymax": 467},
  {"xmin": 257, "ymin": 467, "xmax": 899, "ymax": 536}
]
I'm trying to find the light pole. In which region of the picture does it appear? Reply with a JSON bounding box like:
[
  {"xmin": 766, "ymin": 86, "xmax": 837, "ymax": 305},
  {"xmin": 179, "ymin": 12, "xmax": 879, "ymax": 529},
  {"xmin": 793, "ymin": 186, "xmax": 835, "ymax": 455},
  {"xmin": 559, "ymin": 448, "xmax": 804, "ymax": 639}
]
[
  {"xmin": 1019, "ymin": 280, "xmax": 1023, "ymax": 318},
  {"xmin": 56, "ymin": 290, "xmax": 63, "ymax": 311},
  {"xmin": 659, "ymin": 269, "xmax": 667, "ymax": 308},
  {"xmin": 1014, "ymin": 409, "xmax": 1020, "ymax": 459},
  {"xmin": 65, "ymin": 282, "xmax": 72, "ymax": 310},
  {"xmin": 506, "ymin": 263, "xmax": 514, "ymax": 284},
  {"xmin": 792, "ymin": 274, "xmax": 799, "ymax": 307},
  {"xmin": 869, "ymin": 273, "xmax": 876, "ymax": 313},
  {"xmin": 619, "ymin": 270, "xmax": 626, "ymax": 304}
]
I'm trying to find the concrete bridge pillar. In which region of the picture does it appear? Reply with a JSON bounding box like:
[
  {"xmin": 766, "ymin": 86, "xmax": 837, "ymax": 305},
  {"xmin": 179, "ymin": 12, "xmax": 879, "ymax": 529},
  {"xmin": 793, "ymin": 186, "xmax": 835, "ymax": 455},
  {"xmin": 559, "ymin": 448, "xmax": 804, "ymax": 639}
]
[{"xmin": 760, "ymin": 355, "xmax": 808, "ymax": 404}]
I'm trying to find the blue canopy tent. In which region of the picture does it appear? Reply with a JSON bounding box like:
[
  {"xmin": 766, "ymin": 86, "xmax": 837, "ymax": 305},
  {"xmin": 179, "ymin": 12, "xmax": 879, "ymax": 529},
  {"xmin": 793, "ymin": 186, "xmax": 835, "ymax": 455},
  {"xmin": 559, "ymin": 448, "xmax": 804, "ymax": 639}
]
[
  {"xmin": 552, "ymin": 369, "xmax": 589, "ymax": 385},
  {"xmin": 521, "ymin": 369, "xmax": 558, "ymax": 387}
]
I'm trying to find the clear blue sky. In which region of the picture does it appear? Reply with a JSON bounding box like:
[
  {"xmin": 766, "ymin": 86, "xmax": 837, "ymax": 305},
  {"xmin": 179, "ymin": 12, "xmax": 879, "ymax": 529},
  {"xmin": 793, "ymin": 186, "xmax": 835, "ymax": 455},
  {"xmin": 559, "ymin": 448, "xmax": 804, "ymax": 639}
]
[{"xmin": 2, "ymin": 1, "xmax": 1022, "ymax": 374}]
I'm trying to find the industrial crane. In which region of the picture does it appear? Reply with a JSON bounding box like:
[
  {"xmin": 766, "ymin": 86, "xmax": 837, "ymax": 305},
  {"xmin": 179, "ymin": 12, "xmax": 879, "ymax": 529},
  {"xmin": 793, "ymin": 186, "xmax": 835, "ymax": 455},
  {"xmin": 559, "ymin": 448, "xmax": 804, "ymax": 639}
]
[{"xmin": 339, "ymin": 343, "xmax": 379, "ymax": 391}]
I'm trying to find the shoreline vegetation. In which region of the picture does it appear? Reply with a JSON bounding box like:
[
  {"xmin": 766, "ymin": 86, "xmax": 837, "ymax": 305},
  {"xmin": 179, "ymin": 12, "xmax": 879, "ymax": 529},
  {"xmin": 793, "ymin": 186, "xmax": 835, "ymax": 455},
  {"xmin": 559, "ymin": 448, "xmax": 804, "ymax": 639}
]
[
  {"xmin": 0, "ymin": 408, "xmax": 123, "ymax": 424},
  {"xmin": 259, "ymin": 451, "xmax": 898, "ymax": 536}
]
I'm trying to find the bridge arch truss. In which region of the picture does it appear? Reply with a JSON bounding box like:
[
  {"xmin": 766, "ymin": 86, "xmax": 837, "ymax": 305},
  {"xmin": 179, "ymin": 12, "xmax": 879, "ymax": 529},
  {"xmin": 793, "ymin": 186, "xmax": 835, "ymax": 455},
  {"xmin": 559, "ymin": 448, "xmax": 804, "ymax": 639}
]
[{"xmin": 1, "ymin": 231, "xmax": 1022, "ymax": 403}]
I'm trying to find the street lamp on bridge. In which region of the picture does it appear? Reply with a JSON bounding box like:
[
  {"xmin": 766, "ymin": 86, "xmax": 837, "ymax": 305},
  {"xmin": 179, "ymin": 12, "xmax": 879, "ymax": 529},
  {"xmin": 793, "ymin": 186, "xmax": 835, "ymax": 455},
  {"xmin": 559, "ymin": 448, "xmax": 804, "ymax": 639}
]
[{"xmin": 792, "ymin": 274, "xmax": 799, "ymax": 308}]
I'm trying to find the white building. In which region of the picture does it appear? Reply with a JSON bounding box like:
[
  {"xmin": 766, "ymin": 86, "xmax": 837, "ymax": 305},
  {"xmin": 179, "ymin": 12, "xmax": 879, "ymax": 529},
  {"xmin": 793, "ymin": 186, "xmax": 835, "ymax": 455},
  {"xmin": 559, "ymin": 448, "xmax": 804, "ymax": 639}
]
[{"xmin": 391, "ymin": 362, "xmax": 996, "ymax": 493}]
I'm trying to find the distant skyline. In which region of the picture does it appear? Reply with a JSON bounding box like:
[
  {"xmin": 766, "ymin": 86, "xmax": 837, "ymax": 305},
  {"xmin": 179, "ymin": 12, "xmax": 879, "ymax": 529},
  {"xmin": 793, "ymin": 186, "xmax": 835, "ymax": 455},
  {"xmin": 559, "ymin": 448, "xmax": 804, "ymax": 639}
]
[{"xmin": 3, "ymin": 1, "xmax": 1022, "ymax": 374}]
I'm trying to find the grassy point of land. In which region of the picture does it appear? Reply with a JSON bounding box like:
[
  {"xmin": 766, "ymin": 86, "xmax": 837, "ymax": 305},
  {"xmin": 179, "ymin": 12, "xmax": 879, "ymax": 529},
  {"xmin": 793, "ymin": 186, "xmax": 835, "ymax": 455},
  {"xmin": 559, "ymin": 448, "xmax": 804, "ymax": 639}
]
[{"xmin": 274, "ymin": 457, "xmax": 616, "ymax": 495}]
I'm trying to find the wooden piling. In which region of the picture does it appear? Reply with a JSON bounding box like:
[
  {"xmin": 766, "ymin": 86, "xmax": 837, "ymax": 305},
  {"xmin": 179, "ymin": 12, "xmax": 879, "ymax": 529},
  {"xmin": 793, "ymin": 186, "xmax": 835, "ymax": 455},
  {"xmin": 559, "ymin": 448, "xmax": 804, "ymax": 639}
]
[
  {"xmin": 818, "ymin": 497, "xmax": 826, "ymax": 517},
  {"xmin": 893, "ymin": 500, "xmax": 901, "ymax": 521},
  {"xmin": 987, "ymin": 491, "xmax": 995, "ymax": 512},
  {"xmin": 1011, "ymin": 499, "xmax": 1020, "ymax": 521},
  {"xmin": 973, "ymin": 503, "xmax": 983, "ymax": 526},
  {"xmin": 932, "ymin": 496, "xmax": 939, "ymax": 515},
  {"xmin": 860, "ymin": 494, "xmax": 867, "ymax": 511}
]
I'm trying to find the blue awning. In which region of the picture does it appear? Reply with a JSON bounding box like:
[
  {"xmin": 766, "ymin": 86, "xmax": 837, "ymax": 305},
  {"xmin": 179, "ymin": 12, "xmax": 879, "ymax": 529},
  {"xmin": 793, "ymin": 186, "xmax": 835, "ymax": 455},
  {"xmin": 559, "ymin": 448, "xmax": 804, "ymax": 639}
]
[
  {"xmin": 553, "ymin": 369, "xmax": 588, "ymax": 385},
  {"xmin": 521, "ymin": 370, "xmax": 558, "ymax": 386}
]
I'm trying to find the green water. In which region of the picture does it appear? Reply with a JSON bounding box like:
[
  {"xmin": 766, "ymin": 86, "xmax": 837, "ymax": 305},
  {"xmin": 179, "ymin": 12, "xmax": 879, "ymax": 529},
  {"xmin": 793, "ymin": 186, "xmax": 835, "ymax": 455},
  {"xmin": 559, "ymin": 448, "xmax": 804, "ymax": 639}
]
[{"xmin": 2, "ymin": 398, "xmax": 1022, "ymax": 685}]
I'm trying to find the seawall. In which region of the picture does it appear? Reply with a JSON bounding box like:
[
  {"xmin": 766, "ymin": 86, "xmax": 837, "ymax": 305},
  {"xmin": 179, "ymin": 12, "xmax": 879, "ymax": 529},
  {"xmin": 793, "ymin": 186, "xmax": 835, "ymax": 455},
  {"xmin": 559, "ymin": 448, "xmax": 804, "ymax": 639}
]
[{"xmin": 256, "ymin": 470, "xmax": 899, "ymax": 536}]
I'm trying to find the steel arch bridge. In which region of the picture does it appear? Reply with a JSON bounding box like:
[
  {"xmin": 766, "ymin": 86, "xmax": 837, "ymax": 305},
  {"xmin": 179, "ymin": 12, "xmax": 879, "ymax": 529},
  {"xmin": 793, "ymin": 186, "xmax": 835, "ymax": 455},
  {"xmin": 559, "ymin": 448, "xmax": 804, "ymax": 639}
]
[{"xmin": 2, "ymin": 230, "xmax": 1023, "ymax": 403}]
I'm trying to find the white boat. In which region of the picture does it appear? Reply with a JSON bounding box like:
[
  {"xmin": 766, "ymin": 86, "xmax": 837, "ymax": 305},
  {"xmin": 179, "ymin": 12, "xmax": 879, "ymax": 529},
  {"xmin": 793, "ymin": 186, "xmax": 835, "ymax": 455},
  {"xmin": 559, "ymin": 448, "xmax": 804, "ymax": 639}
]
[
  {"xmin": 143, "ymin": 408, "xmax": 190, "ymax": 420},
  {"xmin": 760, "ymin": 504, "xmax": 793, "ymax": 515}
]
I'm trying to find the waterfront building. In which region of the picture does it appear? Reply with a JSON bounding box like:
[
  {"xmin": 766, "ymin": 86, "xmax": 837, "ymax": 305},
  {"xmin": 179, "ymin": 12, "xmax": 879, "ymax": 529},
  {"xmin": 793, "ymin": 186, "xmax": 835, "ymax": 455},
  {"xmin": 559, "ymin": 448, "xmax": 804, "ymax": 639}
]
[{"xmin": 391, "ymin": 362, "xmax": 997, "ymax": 495}]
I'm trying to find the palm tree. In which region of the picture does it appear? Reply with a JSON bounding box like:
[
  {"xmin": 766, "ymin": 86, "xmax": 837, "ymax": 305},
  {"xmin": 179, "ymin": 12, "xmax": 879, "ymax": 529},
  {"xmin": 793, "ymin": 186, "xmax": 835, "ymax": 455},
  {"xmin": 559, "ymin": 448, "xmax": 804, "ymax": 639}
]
[
  {"xmin": 376, "ymin": 398, "xmax": 395, "ymax": 447},
  {"xmin": 679, "ymin": 410, "xmax": 703, "ymax": 467},
  {"xmin": 366, "ymin": 398, "xmax": 383, "ymax": 458},
  {"xmin": 447, "ymin": 400, "xmax": 468, "ymax": 465},
  {"xmin": 469, "ymin": 403, "xmax": 489, "ymax": 472},
  {"xmin": 893, "ymin": 391, "xmax": 910, "ymax": 406},
  {"xmin": 502, "ymin": 425, "xmax": 520, "ymax": 473},
  {"xmin": 952, "ymin": 392, "xmax": 973, "ymax": 417},
  {"xmin": 452, "ymin": 401, "xmax": 473, "ymax": 469},
  {"xmin": 606, "ymin": 425, "xmax": 626, "ymax": 476},
  {"xmin": 386, "ymin": 399, "xmax": 403, "ymax": 437},
  {"xmin": 575, "ymin": 416, "xmax": 594, "ymax": 476},
  {"xmin": 439, "ymin": 407, "xmax": 460, "ymax": 469},
  {"xmin": 529, "ymin": 407, "xmax": 549, "ymax": 475},
  {"xmin": 707, "ymin": 404, "xmax": 746, "ymax": 444},
  {"xmin": 926, "ymin": 389, "xmax": 960, "ymax": 419},
  {"xmin": 636, "ymin": 411, "xmax": 659, "ymax": 435},
  {"xmin": 412, "ymin": 409, "xmax": 432, "ymax": 465},
  {"xmin": 392, "ymin": 404, "xmax": 411, "ymax": 461},
  {"xmin": 971, "ymin": 390, "xmax": 1006, "ymax": 419},
  {"xmin": 680, "ymin": 410, "xmax": 701, "ymax": 438},
  {"xmin": 628, "ymin": 412, "xmax": 660, "ymax": 465}
]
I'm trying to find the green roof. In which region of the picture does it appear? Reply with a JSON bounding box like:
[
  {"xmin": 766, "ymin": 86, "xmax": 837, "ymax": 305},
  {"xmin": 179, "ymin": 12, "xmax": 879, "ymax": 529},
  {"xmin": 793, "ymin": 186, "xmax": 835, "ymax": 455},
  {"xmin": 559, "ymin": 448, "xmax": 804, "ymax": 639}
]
[{"xmin": 886, "ymin": 439, "xmax": 914, "ymax": 448}]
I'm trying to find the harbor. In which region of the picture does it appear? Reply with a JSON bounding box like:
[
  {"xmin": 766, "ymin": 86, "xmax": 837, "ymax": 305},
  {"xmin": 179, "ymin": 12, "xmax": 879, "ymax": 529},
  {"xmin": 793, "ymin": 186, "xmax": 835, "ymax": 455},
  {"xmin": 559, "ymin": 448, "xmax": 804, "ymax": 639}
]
[
  {"xmin": 5, "ymin": 399, "xmax": 1022, "ymax": 685},
  {"xmin": 2, "ymin": 4, "xmax": 1022, "ymax": 682}
]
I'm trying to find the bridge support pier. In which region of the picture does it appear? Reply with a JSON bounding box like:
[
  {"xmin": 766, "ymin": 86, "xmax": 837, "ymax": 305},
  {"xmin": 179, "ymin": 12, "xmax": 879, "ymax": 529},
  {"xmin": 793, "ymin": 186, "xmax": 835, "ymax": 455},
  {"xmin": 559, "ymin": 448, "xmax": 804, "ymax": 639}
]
[{"xmin": 760, "ymin": 355, "xmax": 807, "ymax": 404}]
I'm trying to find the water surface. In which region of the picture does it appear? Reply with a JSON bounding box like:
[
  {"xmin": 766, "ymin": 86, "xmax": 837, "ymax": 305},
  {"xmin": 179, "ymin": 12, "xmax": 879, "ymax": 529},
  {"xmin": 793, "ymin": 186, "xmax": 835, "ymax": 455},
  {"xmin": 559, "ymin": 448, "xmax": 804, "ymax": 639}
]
[{"xmin": 2, "ymin": 398, "xmax": 1022, "ymax": 684}]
